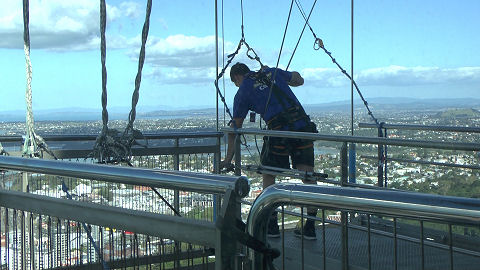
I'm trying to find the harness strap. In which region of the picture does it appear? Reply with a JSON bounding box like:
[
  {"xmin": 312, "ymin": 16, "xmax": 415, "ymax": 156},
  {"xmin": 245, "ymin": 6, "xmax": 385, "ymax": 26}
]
[{"xmin": 252, "ymin": 71, "xmax": 310, "ymax": 130}]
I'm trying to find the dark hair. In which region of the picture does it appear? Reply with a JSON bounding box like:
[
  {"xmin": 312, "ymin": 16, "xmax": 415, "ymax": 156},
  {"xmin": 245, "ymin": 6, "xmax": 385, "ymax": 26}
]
[{"xmin": 230, "ymin": 62, "xmax": 250, "ymax": 80}]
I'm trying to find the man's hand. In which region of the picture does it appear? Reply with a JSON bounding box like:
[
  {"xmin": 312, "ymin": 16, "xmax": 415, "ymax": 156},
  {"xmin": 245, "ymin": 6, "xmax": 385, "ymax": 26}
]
[{"xmin": 219, "ymin": 160, "xmax": 234, "ymax": 172}]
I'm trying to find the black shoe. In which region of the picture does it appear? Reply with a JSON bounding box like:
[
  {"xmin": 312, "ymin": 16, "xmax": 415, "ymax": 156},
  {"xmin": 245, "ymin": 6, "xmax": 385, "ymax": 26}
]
[
  {"xmin": 267, "ymin": 219, "xmax": 280, "ymax": 238},
  {"xmin": 294, "ymin": 220, "xmax": 316, "ymax": 240}
]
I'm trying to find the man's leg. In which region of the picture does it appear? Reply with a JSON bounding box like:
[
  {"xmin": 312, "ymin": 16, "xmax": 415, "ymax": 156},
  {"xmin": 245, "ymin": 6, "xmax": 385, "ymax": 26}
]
[
  {"xmin": 262, "ymin": 174, "xmax": 276, "ymax": 189},
  {"xmin": 296, "ymin": 164, "xmax": 317, "ymax": 214},
  {"xmin": 294, "ymin": 163, "xmax": 318, "ymax": 239}
]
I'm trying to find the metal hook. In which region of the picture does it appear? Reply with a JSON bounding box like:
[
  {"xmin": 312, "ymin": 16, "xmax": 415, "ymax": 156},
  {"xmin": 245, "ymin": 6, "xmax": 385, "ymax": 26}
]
[{"xmin": 313, "ymin": 38, "xmax": 324, "ymax": 50}]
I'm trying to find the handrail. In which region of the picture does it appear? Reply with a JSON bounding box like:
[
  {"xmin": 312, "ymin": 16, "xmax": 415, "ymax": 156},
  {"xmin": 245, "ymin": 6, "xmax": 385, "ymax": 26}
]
[
  {"xmin": 0, "ymin": 190, "xmax": 217, "ymax": 247},
  {"xmin": 0, "ymin": 131, "xmax": 223, "ymax": 142},
  {"xmin": 247, "ymin": 183, "xmax": 480, "ymax": 269},
  {"xmin": 359, "ymin": 122, "xmax": 480, "ymax": 133},
  {"xmin": 0, "ymin": 156, "xmax": 249, "ymax": 197},
  {"xmin": 362, "ymin": 155, "xmax": 480, "ymax": 170},
  {"xmin": 221, "ymin": 128, "xmax": 480, "ymax": 151}
]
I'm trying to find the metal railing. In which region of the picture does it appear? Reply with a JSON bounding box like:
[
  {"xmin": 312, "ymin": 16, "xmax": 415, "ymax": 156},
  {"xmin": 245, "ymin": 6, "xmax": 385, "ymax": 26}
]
[
  {"xmin": 222, "ymin": 127, "xmax": 480, "ymax": 187},
  {"xmin": 248, "ymin": 183, "xmax": 480, "ymax": 270},
  {"xmin": 0, "ymin": 132, "xmax": 222, "ymax": 160},
  {"xmin": 0, "ymin": 155, "xmax": 249, "ymax": 270},
  {"xmin": 358, "ymin": 123, "xmax": 480, "ymax": 187},
  {"xmin": 222, "ymin": 127, "xmax": 480, "ymax": 269},
  {"xmin": 2, "ymin": 129, "xmax": 480, "ymax": 269}
]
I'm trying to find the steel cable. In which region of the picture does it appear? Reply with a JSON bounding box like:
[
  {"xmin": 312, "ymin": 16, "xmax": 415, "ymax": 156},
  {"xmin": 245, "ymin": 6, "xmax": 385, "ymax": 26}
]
[{"xmin": 294, "ymin": 0, "xmax": 380, "ymax": 126}]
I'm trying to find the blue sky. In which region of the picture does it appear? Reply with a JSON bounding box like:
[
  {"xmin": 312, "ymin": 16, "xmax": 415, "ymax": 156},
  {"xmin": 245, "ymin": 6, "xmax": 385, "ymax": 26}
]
[{"xmin": 0, "ymin": 0, "xmax": 479, "ymax": 113}]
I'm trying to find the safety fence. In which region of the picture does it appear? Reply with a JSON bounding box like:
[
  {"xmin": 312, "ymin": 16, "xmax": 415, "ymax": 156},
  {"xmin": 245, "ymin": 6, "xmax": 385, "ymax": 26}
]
[
  {"xmin": 358, "ymin": 123, "xmax": 480, "ymax": 187},
  {"xmin": 224, "ymin": 127, "xmax": 480, "ymax": 269},
  {"xmin": 0, "ymin": 132, "xmax": 232, "ymax": 269},
  {"xmin": 248, "ymin": 184, "xmax": 480, "ymax": 270},
  {"xmin": 1, "ymin": 129, "xmax": 480, "ymax": 269},
  {"xmin": 226, "ymin": 127, "xmax": 480, "ymax": 188},
  {"xmin": 0, "ymin": 155, "xmax": 249, "ymax": 270}
]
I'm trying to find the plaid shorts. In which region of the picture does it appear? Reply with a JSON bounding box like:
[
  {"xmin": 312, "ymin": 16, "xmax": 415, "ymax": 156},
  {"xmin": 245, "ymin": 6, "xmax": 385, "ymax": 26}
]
[{"xmin": 260, "ymin": 135, "xmax": 314, "ymax": 169}]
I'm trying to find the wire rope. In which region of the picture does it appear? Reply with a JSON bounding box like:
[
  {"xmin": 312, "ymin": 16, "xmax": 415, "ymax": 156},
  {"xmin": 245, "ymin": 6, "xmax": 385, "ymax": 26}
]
[
  {"xmin": 91, "ymin": 0, "xmax": 152, "ymax": 163},
  {"xmin": 286, "ymin": 0, "xmax": 318, "ymax": 70},
  {"xmin": 263, "ymin": 0, "xmax": 295, "ymax": 121},
  {"xmin": 22, "ymin": 0, "xmax": 56, "ymax": 159},
  {"xmin": 294, "ymin": 0, "xmax": 380, "ymax": 126}
]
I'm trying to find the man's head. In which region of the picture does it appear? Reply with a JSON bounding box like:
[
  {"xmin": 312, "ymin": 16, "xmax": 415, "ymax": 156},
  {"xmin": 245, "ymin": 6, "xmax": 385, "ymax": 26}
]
[{"xmin": 230, "ymin": 62, "xmax": 250, "ymax": 87}]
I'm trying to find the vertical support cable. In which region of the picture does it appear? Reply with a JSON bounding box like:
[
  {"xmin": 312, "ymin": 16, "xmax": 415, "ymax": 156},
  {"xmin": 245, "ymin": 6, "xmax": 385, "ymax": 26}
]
[
  {"xmin": 349, "ymin": 0, "xmax": 356, "ymax": 185},
  {"xmin": 281, "ymin": 206, "xmax": 285, "ymax": 270},
  {"xmin": 21, "ymin": 211, "xmax": 25, "ymax": 270},
  {"xmin": 99, "ymin": 0, "xmax": 109, "ymax": 163},
  {"xmin": 221, "ymin": 0, "xmax": 226, "ymax": 129},
  {"xmin": 367, "ymin": 214, "xmax": 371, "ymax": 270},
  {"xmin": 449, "ymin": 224, "xmax": 453, "ymax": 270},
  {"xmin": 350, "ymin": 0, "xmax": 354, "ymax": 136},
  {"xmin": 22, "ymin": 0, "xmax": 36, "ymax": 156},
  {"xmin": 0, "ymin": 209, "xmax": 2, "ymax": 270},
  {"xmin": 300, "ymin": 207, "xmax": 305, "ymax": 270},
  {"xmin": 341, "ymin": 211, "xmax": 349, "ymax": 270},
  {"xmin": 393, "ymin": 217, "xmax": 398, "ymax": 270},
  {"xmin": 420, "ymin": 221, "xmax": 425, "ymax": 270},
  {"xmin": 384, "ymin": 128, "xmax": 388, "ymax": 187},
  {"xmin": 215, "ymin": 0, "xmax": 219, "ymax": 132},
  {"xmin": 322, "ymin": 209, "xmax": 326, "ymax": 270}
]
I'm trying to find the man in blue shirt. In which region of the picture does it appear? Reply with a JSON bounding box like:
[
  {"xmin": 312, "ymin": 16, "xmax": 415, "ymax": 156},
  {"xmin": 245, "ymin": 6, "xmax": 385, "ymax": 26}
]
[{"xmin": 220, "ymin": 62, "xmax": 318, "ymax": 240}]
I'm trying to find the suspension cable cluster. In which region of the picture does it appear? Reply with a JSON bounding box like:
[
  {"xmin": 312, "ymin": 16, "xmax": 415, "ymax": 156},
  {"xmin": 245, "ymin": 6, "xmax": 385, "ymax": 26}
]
[
  {"xmin": 90, "ymin": 0, "xmax": 152, "ymax": 164},
  {"xmin": 22, "ymin": 0, "xmax": 57, "ymax": 160}
]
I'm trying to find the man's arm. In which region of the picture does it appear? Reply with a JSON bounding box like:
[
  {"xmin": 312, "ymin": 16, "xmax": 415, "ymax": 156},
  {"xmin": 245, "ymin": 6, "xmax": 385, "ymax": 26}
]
[
  {"xmin": 223, "ymin": 117, "xmax": 245, "ymax": 165},
  {"xmin": 288, "ymin": 71, "xmax": 304, "ymax": 87}
]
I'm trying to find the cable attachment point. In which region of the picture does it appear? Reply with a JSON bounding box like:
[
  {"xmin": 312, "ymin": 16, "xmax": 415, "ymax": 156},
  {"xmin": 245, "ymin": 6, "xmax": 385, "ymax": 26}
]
[
  {"xmin": 245, "ymin": 41, "xmax": 264, "ymax": 68},
  {"xmin": 313, "ymin": 38, "xmax": 324, "ymax": 50}
]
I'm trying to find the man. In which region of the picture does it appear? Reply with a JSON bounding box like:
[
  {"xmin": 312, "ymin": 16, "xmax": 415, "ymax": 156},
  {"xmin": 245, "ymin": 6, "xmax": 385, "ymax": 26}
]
[{"xmin": 220, "ymin": 62, "xmax": 318, "ymax": 239}]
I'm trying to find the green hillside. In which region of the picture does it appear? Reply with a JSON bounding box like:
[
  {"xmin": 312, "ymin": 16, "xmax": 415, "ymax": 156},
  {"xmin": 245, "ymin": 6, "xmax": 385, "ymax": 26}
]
[{"xmin": 436, "ymin": 108, "xmax": 480, "ymax": 118}]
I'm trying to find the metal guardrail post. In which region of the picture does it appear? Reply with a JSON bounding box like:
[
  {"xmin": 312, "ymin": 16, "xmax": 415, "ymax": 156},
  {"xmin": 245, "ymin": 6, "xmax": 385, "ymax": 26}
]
[
  {"xmin": 173, "ymin": 138, "xmax": 181, "ymax": 269},
  {"xmin": 341, "ymin": 211, "xmax": 348, "ymax": 270},
  {"xmin": 174, "ymin": 138, "xmax": 180, "ymax": 171},
  {"xmin": 215, "ymin": 189, "xmax": 242, "ymax": 270},
  {"xmin": 234, "ymin": 134, "xmax": 241, "ymax": 176},
  {"xmin": 348, "ymin": 143, "xmax": 356, "ymax": 183},
  {"xmin": 340, "ymin": 142, "xmax": 349, "ymax": 270},
  {"xmin": 384, "ymin": 128, "xmax": 389, "ymax": 187},
  {"xmin": 22, "ymin": 172, "xmax": 28, "ymax": 192},
  {"xmin": 214, "ymin": 137, "xmax": 221, "ymax": 174},
  {"xmin": 21, "ymin": 172, "xmax": 28, "ymax": 270},
  {"xmin": 341, "ymin": 142, "xmax": 348, "ymax": 185},
  {"xmin": 214, "ymin": 137, "xmax": 221, "ymax": 222},
  {"xmin": 377, "ymin": 125, "xmax": 384, "ymax": 187}
]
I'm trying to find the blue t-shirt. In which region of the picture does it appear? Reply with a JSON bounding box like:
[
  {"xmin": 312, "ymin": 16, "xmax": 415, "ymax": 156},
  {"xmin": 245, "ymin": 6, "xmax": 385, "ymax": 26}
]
[{"xmin": 233, "ymin": 68, "xmax": 306, "ymax": 130}]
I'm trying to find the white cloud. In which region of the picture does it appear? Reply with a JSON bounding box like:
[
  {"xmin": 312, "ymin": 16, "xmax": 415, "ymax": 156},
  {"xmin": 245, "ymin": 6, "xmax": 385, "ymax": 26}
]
[
  {"xmin": 120, "ymin": 2, "xmax": 142, "ymax": 19},
  {"xmin": 146, "ymin": 35, "xmax": 229, "ymax": 68},
  {"xmin": 0, "ymin": 0, "xmax": 140, "ymax": 50},
  {"xmin": 148, "ymin": 67, "xmax": 217, "ymax": 85},
  {"xmin": 143, "ymin": 35, "xmax": 242, "ymax": 85},
  {"xmin": 302, "ymin": 65, "xmax": 480, "ymax": 88}
]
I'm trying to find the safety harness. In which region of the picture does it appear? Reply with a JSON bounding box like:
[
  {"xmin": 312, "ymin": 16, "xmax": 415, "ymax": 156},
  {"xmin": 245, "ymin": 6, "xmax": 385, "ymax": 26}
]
[{"xmin": 249, "ymin": 71, "xmax": 314, "ymax": 132}]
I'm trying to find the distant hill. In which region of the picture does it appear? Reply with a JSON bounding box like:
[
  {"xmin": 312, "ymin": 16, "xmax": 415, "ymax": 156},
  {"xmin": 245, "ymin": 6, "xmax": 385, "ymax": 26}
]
[
  {"xmin": 304, "ymin": 98, "xmax": 480, "ymax": 113},
  {"xmin": 435, "ymin": 108, "xmax": 480, "ymax": 119},
  {"xmin": 1, "ymin": 98, "xmax": 480, "ymax": 122},
  {"xmin": 140, "ymin": 108, "xmax": 217, "ymax": 118}
]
